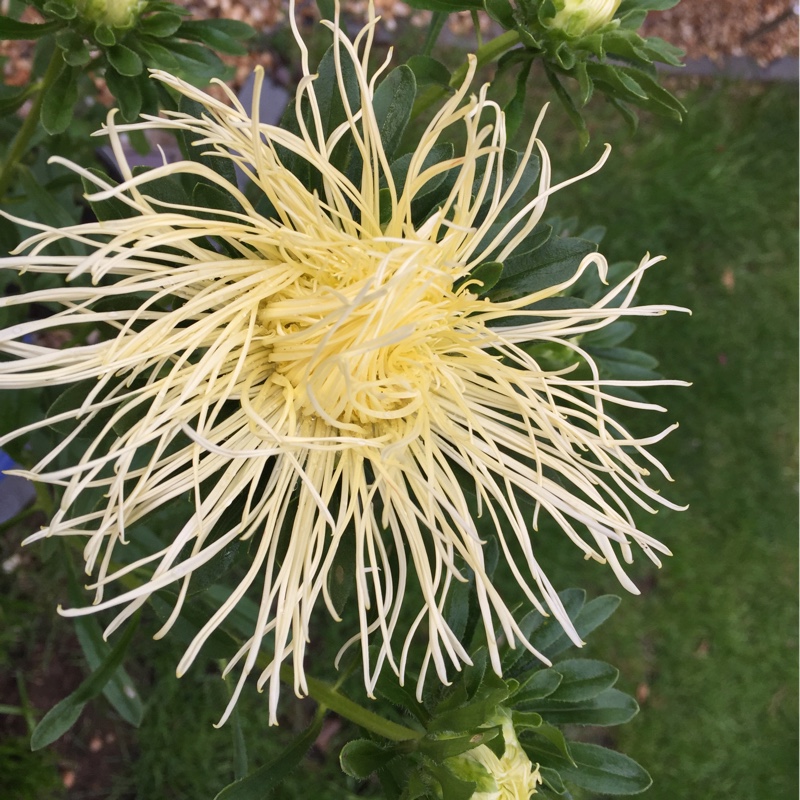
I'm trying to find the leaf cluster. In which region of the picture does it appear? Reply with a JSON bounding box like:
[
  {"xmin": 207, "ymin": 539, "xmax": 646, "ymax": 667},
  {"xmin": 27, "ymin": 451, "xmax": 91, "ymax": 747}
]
[
  {"xmin": 407, "ymin": 0, "xmax": 686, "ymax": 146},
  {"xmin": 0, "ymin": 1, "xmax": 255, "ymax": 133}
]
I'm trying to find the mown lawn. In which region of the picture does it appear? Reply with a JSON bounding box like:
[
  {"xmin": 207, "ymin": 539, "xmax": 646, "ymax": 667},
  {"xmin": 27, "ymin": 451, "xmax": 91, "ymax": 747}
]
[{"xmin": 537, "ymin": 79, "xmax": 799, "ymax": 800}]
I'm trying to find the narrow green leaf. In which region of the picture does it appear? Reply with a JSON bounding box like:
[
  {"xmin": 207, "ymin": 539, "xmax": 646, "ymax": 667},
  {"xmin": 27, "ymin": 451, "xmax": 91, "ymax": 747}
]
[
  {"xmin": 511, "ymin": 668, "xmax": 562, "ymax": 704},
  {"xmin": 372, "ymin": 65, "xmax": 416, "ymax": 161},
  {"xmin": 31, "ymin": 616, "xmax": 139, "ymax": 750},
  {"xmin": 43, "ymin": 1, "xmax": 76, "ymax": 19},
  {"xmin": 215, "ymin": 712, "xmax": 325, "ymax": 799},
  {"xmin": 40, "ymin": 63, "xmax": 78, "ymax": 135},
  {"xmin": 503, "ymin": 59, "xmax": 533, "ymax": 141},
  {"xmin": 178, "ymin": 19, "xmax": 255, "ymax": 56},
  {"xmin": 139, "ymin": 12, "xmax": 182, "ymax": 37},
  {"xmin": 407, "ymin": 55, "xmax": 451, "ymax": 87},
  {"xmin": 340, "ymin": 739, "xmax": 403, "ymax": 778},
  {"xmin": 544, "ymin": 741, "xmax": 652, "ymax": 795},
  {"xmin": 105, "ymin": 65, "xmax": 142, "ymax": 121},
  {"xmin": 528, "ymin": 688, "xmax": 640, "ymax": 726},
  {"xmin": 547, "ymin": 659, "xmax": 619, "ymax": 702},
  {"xmin": 0, "ymin": 16, "xmax": 60, "ymax": 38},
  {"xmin": 543, "ymin": 65, "xmax": 588, "ymax": 149},
  {"xmin": 483, "ymin": 0, "xmax": 515, "ymax": 28},
  {"xmin": 427, "ymin": 762, "xmax": 477, "ymax": 800},
  {"xmin": 543, "ymin": 595, "xmax": 622, "ymax": 660},
  {"xmin": 419, "ymin": 726, "xmax": 501, "ymax": 762},
  {"xmin": 94, "ymin": 23, "xmax": 116, "ymax": 46}
]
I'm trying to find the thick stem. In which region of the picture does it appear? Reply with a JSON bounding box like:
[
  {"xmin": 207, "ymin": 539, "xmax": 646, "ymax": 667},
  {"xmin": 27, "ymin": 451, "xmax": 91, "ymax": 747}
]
[
  {"xmin": 280, "ymin": 665, "xmax": 422, "ymax": 742},
  {"xmin": 0, "ymin": 48, "xmax": 65, "ymax": 200}
]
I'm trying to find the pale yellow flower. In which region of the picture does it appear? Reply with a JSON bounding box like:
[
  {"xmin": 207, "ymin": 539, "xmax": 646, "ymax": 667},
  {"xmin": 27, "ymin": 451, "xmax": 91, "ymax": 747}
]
[
  {"xmin": 0, "ymin": 2, "xmax": 683, "ymax": 725},
  {"xmin": 548, "ymin": 0, "xmax": 621, "ymax": 36}
]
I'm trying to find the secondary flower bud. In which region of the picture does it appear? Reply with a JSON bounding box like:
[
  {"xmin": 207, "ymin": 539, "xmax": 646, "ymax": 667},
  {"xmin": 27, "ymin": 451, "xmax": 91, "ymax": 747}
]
[
  {"xmin": 452, "ymin": 710, "xmax": 543, "ymax": 799},
  {"xmin": 74, "ymin": 0, "xmax": 145, "ymax": 29},
  {"xmin": 547, "ymin": 0, "xmax": 621, "ymax": 36}
]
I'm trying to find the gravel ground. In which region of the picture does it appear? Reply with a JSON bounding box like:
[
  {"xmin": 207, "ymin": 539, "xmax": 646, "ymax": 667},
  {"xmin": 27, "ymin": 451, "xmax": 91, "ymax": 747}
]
[{"xmin": 2, "ymin": 1, "xmax": 798, "ymax": 91}]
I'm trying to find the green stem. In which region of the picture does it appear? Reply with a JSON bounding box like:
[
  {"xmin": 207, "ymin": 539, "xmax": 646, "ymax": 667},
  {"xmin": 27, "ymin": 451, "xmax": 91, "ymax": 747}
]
[
  {"xmin": 412, "ymin": 29, "xmax": 522, "ymax": 120},
  {"xmin": 0, "ymin": 48, "xmax": 64, "ymax": 200},
  {"xmin": 280, "ymin": 666, "xmax": 422, "ymax": 742}
]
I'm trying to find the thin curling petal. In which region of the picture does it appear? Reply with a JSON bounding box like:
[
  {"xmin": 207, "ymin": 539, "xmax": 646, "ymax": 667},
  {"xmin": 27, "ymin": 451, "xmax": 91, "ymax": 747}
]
[{"xmin": 0, "ymin": 0, "xmax": 686, "ymax": 726}]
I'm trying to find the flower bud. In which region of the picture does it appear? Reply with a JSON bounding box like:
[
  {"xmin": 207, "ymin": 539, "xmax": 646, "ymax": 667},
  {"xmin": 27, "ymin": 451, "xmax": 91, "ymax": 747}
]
[
  {"xmin": 450, "ymin": 710, "xmax": 542, "ymax": 799},
  {"xmin": 74, "ymin": 0, "xmax": 145, "ymax": 29},
  {"xmin": 547, "ymin": 0, "xmax": 621, "ymax": 37}
]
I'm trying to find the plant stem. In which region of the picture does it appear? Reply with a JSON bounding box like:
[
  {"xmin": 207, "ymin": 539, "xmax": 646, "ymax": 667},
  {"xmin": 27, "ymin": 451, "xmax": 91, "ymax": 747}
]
[
  {"xmin": 280, "ymin": 665, "xmax": 422, "ymax": 742},
  {"xmin": 412, "ymin": 29, "xmax": 522, "ymax": 120},
  {"xmin": 0, "ymin": 48, "xmax": 64, "ymax": 200}
]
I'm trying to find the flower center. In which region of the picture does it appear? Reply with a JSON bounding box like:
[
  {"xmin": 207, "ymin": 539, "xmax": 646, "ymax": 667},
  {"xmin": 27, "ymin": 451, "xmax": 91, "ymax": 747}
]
[{"xmin": 254, "ymin": 237, "xmax": 466, "ymax": 433}]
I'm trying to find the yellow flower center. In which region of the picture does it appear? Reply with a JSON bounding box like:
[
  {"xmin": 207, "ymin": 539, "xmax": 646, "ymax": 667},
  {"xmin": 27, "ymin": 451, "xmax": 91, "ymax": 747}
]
[{"xmin": 253, "ymin": 234, "xmax": 472, "ymax": 432}]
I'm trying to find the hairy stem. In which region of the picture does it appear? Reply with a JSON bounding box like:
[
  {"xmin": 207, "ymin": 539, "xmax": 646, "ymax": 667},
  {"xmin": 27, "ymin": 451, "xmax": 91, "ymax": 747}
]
[{"xmin": 0, "ymin": 48, "xmax": 64, "ymax": 199}]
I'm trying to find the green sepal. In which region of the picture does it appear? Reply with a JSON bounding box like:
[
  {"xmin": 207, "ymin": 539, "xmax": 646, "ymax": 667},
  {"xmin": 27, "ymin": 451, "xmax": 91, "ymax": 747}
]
[
  {"xmin": 42, "ymin": 1, "xmax": 76, "ymax": 20},
  {"xmin": 107, "ymin": 43, "xmax": 144, "ymax": 76}
]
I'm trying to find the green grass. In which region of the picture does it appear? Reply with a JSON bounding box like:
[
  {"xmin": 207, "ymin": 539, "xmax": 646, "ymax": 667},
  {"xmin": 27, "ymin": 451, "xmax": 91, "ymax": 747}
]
[
  {"xmin": 535, "ymin": 81, "xmax": 799, "ymax": 799},
  {"xmin": 1, "ymin": 72, "xmax": 796, "ymax": 799}
]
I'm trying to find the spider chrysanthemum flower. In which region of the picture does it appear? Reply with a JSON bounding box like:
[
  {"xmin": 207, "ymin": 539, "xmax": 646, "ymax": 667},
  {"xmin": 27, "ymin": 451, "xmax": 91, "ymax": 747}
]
[{"xmin": 0, "ymin": 4, "xmax": 684, "ymax": 724}]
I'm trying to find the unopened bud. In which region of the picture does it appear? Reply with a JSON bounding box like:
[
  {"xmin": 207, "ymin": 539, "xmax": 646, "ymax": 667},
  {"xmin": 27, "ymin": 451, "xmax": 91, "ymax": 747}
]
[
  {"xmin": 74, "ymin": 0, "xmax": 145, "ymax": 29},
  {"xmin": 547, "ymin": 0, "xmax": 621, "ymax": 36}
]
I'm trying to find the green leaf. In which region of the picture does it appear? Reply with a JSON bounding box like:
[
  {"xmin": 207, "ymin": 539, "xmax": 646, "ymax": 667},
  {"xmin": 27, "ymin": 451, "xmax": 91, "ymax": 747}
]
[
  {"xmin": 511, "ymin": 668, "xmax": 562, "ymax": 704},
  {"xmin": 40, "ymin": 63, "xmax": 78, "ymax": 135},
  {"xmin": 178, "ymin": 19, "xmax": 255, "ymax": 56},
  {"xmin": 490, "ymin": 235, "xmax": 596, "ymax": 301},
  {"xmin": 0, "ymin": 16, "xmax": 61, "ymax": 38},
  {"xmin": 81, "ymin": 168, "xmax": 130, "ymax": 221},
  {"xmin": 539, "ymin": 766, "xmax": 567, "ymax": 794},
  {"xmin": 503, "ymin": 58, "xmax": 533, "ymax": 141},
  {"xmin": 543, "ymin": 741, "xmax": 652, "ymax": 795},
  {"xmin": 372, "ymin": 65, "xmax": 416, "ymax": 161},
  {"xmin": 419, "ymin": 726, "xmax": 501, "ymax": 761},
  {"xmin": 340, "ymin": 739, "xmax": 403, "ymax": 778},
  {"xmin": 407, "ymin": 55, "xmax": 451, "ymax": 87},
  {"xmin": 543, "ymin": 65, "xmax": 588, "ymax": 149},
  {"xmin": 483, "ymin": 0, "xmax": 515, "ymax": 29},
  {"xmin": 405, "ymin": 0, "xmax": 484, "ymax": 10},
  {"xmin": 544, "ymin": 595, "xmax": 622, "ymax": 660},
  {"xmin": 30, "ymin": 616, "xmax": 139, "ymax": 750},
  {"xmin": 139, "ymin": 12, "xmax": 183, "ymax": 38},
  {"xmin": 528, "ymin": 688, "xmax": 640, "ymax": 726},
  {"xmin": 522, "ymin": 721, "xmax": 575, "ymax": 764},
  {"xmin": 582, "ymin": 321, "xmax": 636, "ymax": 348},
  {"xmin": 105, "ymin": 65, "xmax": 142, "ymax": 121},
  {"xmin": 547, "ymin": 659, "xmax": 619, "ymax": 702},
  {"xmin": 215, "ymin": 712, "xmax": 325, "ymax": 799},
  {"xmin": 0, "ymin": 84, "xmax": 30, "ymax": 114},
  {"xmin": 466, "ymin": 261, "xmax": 503, "ymax": 295},
  {"xmin": 107, "ymin": 44, "xmax": 143, "ymax": 76},
  {"xmin": 427, "ymin": 762, "xmax": 477, "ymax": 800}
]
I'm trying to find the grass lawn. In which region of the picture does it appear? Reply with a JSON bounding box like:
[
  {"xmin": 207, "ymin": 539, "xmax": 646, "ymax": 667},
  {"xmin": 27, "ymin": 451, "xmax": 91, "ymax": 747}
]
[
  {"xmin": 537, "ymin": 79, "xmax": 799, "ymax": 799},
  {"xmin": 1, "ymin": 70, "xmax": 796, "ymax": 798}
]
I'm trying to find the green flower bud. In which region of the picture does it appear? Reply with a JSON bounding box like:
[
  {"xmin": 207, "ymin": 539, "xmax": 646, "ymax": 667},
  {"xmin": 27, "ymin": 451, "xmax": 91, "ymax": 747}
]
[
  {"xmin": 547, "ymin": 0, "xmax": 621, "ymax": 37},
  {"xmin": 449, "ymin": 710, "xmax": 542, "ymax": 799},
  {"xmin": 74, "ymin": 0, "xmax": 145, "ymax": 29}
]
